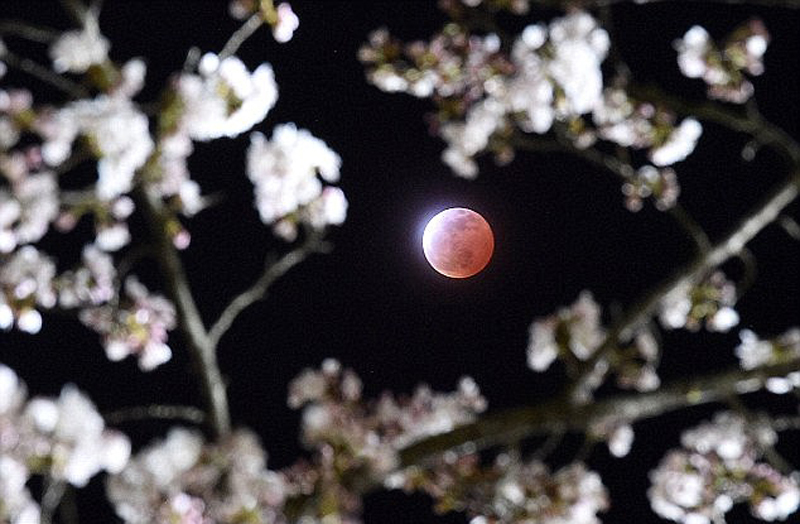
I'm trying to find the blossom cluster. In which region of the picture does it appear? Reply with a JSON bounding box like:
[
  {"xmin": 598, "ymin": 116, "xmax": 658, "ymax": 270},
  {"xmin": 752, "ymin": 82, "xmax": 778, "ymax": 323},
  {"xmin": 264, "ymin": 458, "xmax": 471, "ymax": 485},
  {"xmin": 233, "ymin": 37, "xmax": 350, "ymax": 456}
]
[
  {"xmin": 360, "ymin": 10, "xmax": 704, "ymax": 186},
  {"xmin": 649, "ymin": 412, "xmax": 799, "ymax": 523},
  {"xmin": 658, "ymin": 270, "xmax": 740, "ymax": 332},
  {"xmin": 675, "ymin": 19, "xmax": 770, "ymax": 103},
  {"xmin": 107, "ymin": 427, "xmax": 286, "ymax": 524},
  {"xmin": 735, "ymin": 328, "xmax": 800, "ymax": 394},
  {"xmin": 392, "ymin": 452, "xmax": 608, "ymax": 524},
  {"xmin": 78, "ymin": 276, "xmax": 176, "ymax": 371},
  {"xmin": 0, "ymin": 363, "xmax": 131, "ymax": 524},
  {"xmin": 526, "ymin": 291, "xmax": 661, "ymax": 394},
  {"xmin": 247, "ymin": 124, "xmax": 347, "ymax": 241}
]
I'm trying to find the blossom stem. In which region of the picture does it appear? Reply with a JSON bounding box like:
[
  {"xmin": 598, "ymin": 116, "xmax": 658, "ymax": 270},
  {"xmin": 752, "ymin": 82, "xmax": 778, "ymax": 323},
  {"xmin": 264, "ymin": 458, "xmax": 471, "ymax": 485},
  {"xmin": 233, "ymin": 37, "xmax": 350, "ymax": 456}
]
[
  {"xmin": 136, "ymin": 186, "xmax": 231, "ymax": 438},
  {"xmin": 208, "ymin": 231, "xmax": 330, "ymax": 350},
  {"xmin": 398, "ymin": 354, "xmax": 800, "ymax": 467},
  {"xmin": 219, "ymin": 13, "xmax": 264, "ymax": 62}
]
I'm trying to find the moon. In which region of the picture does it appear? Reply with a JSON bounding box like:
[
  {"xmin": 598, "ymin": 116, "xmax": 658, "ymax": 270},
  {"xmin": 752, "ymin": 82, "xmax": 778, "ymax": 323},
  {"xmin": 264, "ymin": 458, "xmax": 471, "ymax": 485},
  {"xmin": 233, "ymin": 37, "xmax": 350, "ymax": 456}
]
[{"xmin": 422, "ymin": 207, "xmax": 494, "ymax": 279}]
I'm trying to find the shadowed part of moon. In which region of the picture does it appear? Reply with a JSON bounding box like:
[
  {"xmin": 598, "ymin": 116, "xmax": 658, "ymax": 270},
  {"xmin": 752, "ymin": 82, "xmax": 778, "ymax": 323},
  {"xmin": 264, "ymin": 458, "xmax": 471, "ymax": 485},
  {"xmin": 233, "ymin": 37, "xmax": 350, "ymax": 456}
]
[{"xmin": 422, "ymin": 208, "xmax": 494, "ymax": 279}]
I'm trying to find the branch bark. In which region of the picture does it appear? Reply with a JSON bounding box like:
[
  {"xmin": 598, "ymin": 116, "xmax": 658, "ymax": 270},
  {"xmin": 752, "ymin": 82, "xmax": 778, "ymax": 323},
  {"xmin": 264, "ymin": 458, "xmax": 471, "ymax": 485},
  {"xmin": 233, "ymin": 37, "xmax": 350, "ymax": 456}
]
[
  {"xmin": 399, "ymin": 355, "xmax": 800, "ymax": 467},
  {"xmin": 136, "ymin": 187, "xmax": 231, "ymax": 438}
]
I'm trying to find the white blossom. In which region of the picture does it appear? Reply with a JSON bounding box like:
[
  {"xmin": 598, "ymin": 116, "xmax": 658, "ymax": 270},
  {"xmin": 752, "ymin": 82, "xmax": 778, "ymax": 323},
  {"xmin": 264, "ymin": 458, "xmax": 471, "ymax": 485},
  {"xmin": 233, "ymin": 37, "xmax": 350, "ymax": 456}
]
[
  {"xmin": 273, "ymin": 3, "xmax": 300, "ymax": 43},
  {"xmin": 0, "ymin": 246, "xmax": 56, "ymax": 333},
  {"xmin": 177, "ymin": 53, "xmax": 278, "ymax": 141},
  {"xmin": 650, "ymin": 118, "xmax": 702, "ymax": 166},
  {"xmin": 42, "ymin": 96, "xmax": 154, "ymax": 200},
  {"xmin": 0, "ymin": 171, "xmax": 59, "ymax": 253},
  {"xmin": 247, "ymin": 123, "xmax": 346, "ymax": 237},
  {"xmin": 50, "ymin": 25, "xmax": 109, "ymax": 74},
  {"xmin": 57, "ymin": 244, "xmax": 117, "ymax": 308},
  {"xmin": 79, "ymin": 276, "xmax": 176, "ymax": 370}
]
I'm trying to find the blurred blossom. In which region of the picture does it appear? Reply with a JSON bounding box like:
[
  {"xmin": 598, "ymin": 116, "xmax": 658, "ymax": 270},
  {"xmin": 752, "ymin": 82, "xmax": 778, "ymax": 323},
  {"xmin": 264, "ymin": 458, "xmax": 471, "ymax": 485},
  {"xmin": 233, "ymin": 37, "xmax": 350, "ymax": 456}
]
[
  {"xmin": 658, "ymin": 271, "xmax": 738, "ymax": 332},
  {"xmin": 22, "ymin": 386, "xmax": 131, "ymax": 486},
  {"xmin": 0, "ymin": 363, "xmax": 130, "ymax": 501},
  {"xmin": 0, "ymin": 455, "xmax": 41, "ymax": 524},
  {"xmin": 176, "ymin": 53, "xmax": 277, "ymax": 141},
  {"xmin": 649, "ymin": 412, "xmax": 798, "ymax": 524},
  {"xmin": 49, "ymin": 22, "xmax": 110, "ymax": 74},
  {"xmin": 735, "ymin": 328, "xmax": 800, "ymax": 393},
  {"xmin": 40, "ymin": 96, "xmax": 153, "ymax": 200},
  {"xmin": 107, "ymin": 428, "xmax": 286, "ymax": 524},
  {"xmin": 247, "ymin": 123, "xmax": 346, "ymax": 240},
  {"xmin": 79, "ymin": 276, "xmax": 176, "ymax": 370},
  {"xmin": 273, "ymin": 3, "xmax": 300, "ymax": 43},
  {"xmin": 0, "ymin": 246, "xmax": 56, "ymax": 334},
  {"xmin": 622, "ymin": 165, "xmax": 680, "ymax": 212},
  {"xmin": 649, "ymin": 117, "xmax": 702, "ymax": 166},
  {"xmin": 526, "ymin": 291, "xmax": 605, "ymax": 372},
  {"xmin": 675, "ymin": 20, "xmax": 770, "ymax": 103},
  {"xmin": 398, "ymin": 453, "xmax": 607, "ymax": 524},
  {"xmin": 361, "ymin": 12, "xmax": 613, "ymax": 177},
  {"xmin": 56, "ymin": 244, "xmax": 117, "ymax": 308},
  {"xmin": 0, "ymin": 171, "xmax": 59, "ymax": 253},
  {"xmin": 590, "ymin": 417, "xmax": 635, "ymax": 458}
]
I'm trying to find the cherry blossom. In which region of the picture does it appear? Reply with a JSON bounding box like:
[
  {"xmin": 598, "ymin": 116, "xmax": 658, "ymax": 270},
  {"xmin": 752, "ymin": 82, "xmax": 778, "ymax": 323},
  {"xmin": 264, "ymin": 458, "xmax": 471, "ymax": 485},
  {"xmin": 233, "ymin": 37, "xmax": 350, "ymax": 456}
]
[
  {"xmin": 658, "ymin": 270, "xmax": 740, "ymax": 332},
  {"xmin": 79, "ymin": 276, "xmax": 176, "ymax": 370},
  {"xmin": 175, "ymin": 53, "xmax": 277, "ymax": 141},
  {"xmin": 675, "ymin": 20, "xmax": 770, "ymax": 103},
  {"xmin": 49, "ymin": 18, "xmax": 110, "ymax": 74},
  {"xmin": 1, "ymin": 363, "xmax": 130, "ymax": 495},
  {"xmin": 649, "ymin": 412, "xmax": 799, "ymax": 524},
  {"xmin": 56, "ymin": 244, "xmax": 116, "ymax": 308},
  {"xmin": 0, "ymin": 171, "xmax": 59, "ymax": 253},
  {"xmin": 107, "ymin": 427, "xmax": 286, "ymax": 524},
  {"xmin": 0, "ymin": 246, "xmax": 56, "ymax": 334},
  {"xmin": 247, "ymin": 123, "xmax": 346, "ymax": 240}
]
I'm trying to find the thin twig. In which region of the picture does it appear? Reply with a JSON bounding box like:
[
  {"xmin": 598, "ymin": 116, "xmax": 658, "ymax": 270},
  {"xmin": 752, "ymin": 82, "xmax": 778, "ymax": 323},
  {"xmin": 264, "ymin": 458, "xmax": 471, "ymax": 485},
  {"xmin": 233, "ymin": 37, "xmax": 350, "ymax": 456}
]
[
  {"xmin": 2, "ymin": 51, "xmax": 89, "ymax": 99},
  {"xmin": 208, "ymin": 232, "xmax": 331, "ymax": 350},
  {"xmin": 219, "ymin": 13, "xmax": 264, "ymax": 61},
  {"xmin": 104, "ymin": 404, "xmax": 206, "ymax": 425},
  {"xmin": 398, "ymin": 354, "xmax": 800, "ymax": 467}
]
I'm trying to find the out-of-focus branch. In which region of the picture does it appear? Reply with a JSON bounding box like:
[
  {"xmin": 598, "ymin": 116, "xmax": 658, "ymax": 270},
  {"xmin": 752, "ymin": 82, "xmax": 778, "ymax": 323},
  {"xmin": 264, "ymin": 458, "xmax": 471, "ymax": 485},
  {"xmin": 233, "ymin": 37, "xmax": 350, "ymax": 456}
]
[
  {"xmin": 399, "ymin": 354, "xmax": 800, "ymax": 467},
  {"xmin": 574, "ymin": 0, "xmax": 800, "ymax": 8},
  {"xmin": 103, "ymin": 404, "xmax": 206, "ymax": 426},
  {"xmin": 208, "ymin": 232, "xmax": 330, "ymax": 350},
  {"xmin": 2, "ymin": 51, "xmax": 89, "ymax": 99},
  {"xmin": 136, "ymin": 186, "xmax": 231, "ymax": 438},
  {"xmin": 569, "ymin": 169, "xmax": 799, "ymax": 399},
  {"xmin": 629, "ymin": 85, "xmax": 800, "ymax": 164},
  {"xmin": 0, "ymin": 20, "xmax": 59, "ymax": 43}
]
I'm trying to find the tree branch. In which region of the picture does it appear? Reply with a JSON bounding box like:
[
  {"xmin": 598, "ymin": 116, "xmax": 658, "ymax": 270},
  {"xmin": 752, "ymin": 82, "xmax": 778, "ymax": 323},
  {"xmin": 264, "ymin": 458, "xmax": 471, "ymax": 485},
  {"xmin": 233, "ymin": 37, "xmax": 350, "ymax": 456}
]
[
  {"xmin": 103, "ymin": 404, "xmax": 206, "ymax": 426},
  {"xmin": 0, "ymin": 20, "xmax": 60, "ymax": 43},
  {"xmin": 135, "ymin": 186, "xmax": 230, "ymax": 438},
  {"xmin": 208, "ymin": 232, "xmax": 330, "ymax": 350},
  {"xmin": 399, "ymin": 354, "xmax": 800, "ymax": 467},
  {"xmin": 568, "ymin": 169, "xmax": 799, "ymax": 399}
]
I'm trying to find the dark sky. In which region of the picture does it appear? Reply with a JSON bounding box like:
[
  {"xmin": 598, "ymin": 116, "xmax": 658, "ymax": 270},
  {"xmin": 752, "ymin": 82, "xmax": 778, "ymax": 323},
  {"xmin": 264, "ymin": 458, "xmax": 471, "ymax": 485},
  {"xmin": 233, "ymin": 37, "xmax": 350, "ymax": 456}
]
[{"xmin": 1, "ymin": 1, "xmax": 799, "ymax": 523}]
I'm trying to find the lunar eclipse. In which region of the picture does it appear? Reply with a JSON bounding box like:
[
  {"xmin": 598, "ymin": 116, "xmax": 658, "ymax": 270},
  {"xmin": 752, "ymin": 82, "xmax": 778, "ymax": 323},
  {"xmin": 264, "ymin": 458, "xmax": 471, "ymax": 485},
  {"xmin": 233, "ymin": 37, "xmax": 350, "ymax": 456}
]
[{"xmin": 422, "ymin": 208, "xmax": 494, "ymax": 279}]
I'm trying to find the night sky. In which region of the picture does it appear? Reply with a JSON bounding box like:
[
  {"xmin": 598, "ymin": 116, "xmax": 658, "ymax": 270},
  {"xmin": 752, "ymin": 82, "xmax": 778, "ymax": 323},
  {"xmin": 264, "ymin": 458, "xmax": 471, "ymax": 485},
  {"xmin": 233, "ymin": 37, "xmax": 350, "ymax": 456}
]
[{"xmin": 1, "ymin": 1, "xmax": 799, "ymax": 523}]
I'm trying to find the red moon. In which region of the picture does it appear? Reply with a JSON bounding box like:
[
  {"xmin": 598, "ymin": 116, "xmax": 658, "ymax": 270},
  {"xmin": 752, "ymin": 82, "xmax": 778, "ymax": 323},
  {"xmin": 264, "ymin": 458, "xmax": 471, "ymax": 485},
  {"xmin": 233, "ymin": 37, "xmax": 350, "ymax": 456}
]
[{"xmin": 422, "ymin": 208, "xmax": 494, "ymax": 279}]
